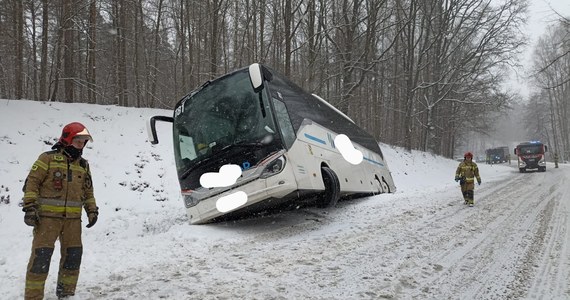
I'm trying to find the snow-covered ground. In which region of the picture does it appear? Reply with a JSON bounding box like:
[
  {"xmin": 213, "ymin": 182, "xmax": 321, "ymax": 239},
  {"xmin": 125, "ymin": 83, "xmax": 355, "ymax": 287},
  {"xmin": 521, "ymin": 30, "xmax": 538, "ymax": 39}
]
[{"xmin": 1, "ymin": 99, "xmax": 569, "ymax": 299}]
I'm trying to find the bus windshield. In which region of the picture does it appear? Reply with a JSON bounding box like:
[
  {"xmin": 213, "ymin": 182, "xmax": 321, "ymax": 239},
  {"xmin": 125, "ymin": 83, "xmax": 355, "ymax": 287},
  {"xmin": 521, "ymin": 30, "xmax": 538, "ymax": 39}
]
[{"xmin": 172, "ymin": 70, "xmax": 280, "ymax": 181}]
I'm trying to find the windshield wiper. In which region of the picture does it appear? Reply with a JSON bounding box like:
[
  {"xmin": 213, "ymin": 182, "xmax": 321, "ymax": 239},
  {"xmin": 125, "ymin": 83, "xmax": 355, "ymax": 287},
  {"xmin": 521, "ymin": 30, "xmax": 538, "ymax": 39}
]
[
  {"xmin": 214, "ymin": 141, "xmax": 265, "ymax": 154},
  {"xmin": 258, "ymin": 93, "xmax": 266, "ymax": 117},
  {"xmin": 180, "ymin": 155, "xmax": 216, "ymax": 180}
]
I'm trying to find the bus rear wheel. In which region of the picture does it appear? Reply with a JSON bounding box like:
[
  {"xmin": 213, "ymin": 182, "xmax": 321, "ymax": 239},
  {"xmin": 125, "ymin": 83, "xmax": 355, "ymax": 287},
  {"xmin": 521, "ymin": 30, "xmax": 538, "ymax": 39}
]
[
  {"xmin": 375, "ymin": 177, "xmax": 389, "ymax": 194},
  {"xmin": 381, "ymin": 178, "xmax": 390, "ymax": 193},
  {"xmin": 316, "ymin": 167, "xmax": 340, "ymax": 208}
]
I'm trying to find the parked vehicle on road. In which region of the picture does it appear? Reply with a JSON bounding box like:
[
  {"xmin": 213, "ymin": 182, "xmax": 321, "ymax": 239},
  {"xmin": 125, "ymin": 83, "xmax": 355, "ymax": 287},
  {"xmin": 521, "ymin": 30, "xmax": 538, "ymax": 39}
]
[
  {"xmin": 485, "ymin": 146, "xmax": 509, "ymax": 164},
  {"xmin": 514, "ymin": 141, "xmax": 547, "ymax": 172}
]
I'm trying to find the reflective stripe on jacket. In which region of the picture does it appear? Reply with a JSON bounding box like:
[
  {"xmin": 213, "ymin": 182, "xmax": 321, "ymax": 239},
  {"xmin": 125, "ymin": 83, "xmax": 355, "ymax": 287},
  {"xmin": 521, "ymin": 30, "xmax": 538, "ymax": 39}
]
[
  {"xmin": 455, "ymin": 161, "xmax": 481, "ymax": 183},
  {"xmin": 22, "ymin": 149, "xmax": 97, "ymax": 218}
]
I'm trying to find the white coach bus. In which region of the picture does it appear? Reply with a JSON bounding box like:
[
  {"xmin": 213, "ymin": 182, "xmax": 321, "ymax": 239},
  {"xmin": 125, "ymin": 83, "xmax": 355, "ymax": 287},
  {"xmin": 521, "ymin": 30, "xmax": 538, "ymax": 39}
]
[{"xmin": 147, "ymin": 63, "xmax": 396, "ymax": 224}]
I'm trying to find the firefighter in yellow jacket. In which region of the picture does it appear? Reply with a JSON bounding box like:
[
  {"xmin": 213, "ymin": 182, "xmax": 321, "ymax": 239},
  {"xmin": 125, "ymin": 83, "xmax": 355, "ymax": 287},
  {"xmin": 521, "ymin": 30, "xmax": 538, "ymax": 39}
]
[
  {"xmin": 455, "ymin": 151, "xmax": 481, "ymax": 207},
  {"xmin": 22, "ymin": 122, "xmax": 98, "ymax": 299}
]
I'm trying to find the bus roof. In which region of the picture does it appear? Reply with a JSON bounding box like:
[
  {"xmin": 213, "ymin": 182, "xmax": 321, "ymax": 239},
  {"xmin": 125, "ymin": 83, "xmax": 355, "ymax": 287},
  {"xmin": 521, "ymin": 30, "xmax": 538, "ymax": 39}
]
[{"xmin": 262, "ymin": 65, "xmax": 384, "ymax": 158}]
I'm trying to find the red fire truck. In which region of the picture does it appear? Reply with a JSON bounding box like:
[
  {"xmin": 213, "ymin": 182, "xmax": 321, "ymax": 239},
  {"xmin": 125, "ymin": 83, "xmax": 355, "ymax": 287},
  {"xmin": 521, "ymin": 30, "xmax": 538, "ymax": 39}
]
[{"xmin": 514, "ymin": 141, "xmax": 548, "ymax": 173}]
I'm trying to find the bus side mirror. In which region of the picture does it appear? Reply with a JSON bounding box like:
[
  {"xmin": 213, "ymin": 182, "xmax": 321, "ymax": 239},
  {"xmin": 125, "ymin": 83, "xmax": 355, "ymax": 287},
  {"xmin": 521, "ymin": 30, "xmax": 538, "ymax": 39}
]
[
  {"xmin": 147, "ymin": 115, "xmax": 173, "ymax": 144},
  {"xmin": 545, "ymin": 145, "xmax": 548, "ymax": 152},
  {"xmin": 249, "ymin": 63, "xmax": 264, "ymax": 91},
  {"xmin": 513, "ymin": 149, "xmax": 516, "ymax": 155}
]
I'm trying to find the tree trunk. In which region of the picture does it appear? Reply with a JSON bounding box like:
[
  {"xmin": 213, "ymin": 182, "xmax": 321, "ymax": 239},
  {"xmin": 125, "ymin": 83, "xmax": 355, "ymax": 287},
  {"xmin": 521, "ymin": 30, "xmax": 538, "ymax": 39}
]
[
  {"xmin": 50, "ymin": 5, "xmax": 65, "ymax": 102},
  {"xmin": 14, "ymin": 0, "xmax": 24, "ymax": 99},
  {"xmin": 133, "ymin": 0, "xmax": 142, "ymax": 107},
  {"xmin": 87, "ymin": 0, "xmax": 97, "ymax": 104},
  {"xmin": 63, "ymin": 0, "xmax": 74, "ymax": 102},
  {"xmin": 150, "ymin": 0, "xmax": 164, "ymax": 107},
  {"xmin": 28, "ymin": 1, "xmax": 39, "ymax": 100},
  {"xmin": 39, "ymin": 0, "xmax": 49, "ymax": 101}
]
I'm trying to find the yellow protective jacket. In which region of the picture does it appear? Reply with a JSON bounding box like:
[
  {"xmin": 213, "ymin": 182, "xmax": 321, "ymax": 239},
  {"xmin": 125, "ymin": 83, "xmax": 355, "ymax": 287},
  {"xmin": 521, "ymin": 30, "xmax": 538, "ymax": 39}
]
[
  {"xmin": 455, "ymin": 161, "xmax": 481, "ymax": 185},
  {"xmin": 22, "ymin": 149, "xmax": 97, "ymax": 218}
]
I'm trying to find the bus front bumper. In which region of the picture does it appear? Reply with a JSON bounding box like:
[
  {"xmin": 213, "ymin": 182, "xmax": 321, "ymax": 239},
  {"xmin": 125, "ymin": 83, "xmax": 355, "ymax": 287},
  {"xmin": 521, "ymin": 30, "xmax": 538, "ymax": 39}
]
[{"xmin": 185, "ymin": 165, "xmax": 298, "ymax": 224}]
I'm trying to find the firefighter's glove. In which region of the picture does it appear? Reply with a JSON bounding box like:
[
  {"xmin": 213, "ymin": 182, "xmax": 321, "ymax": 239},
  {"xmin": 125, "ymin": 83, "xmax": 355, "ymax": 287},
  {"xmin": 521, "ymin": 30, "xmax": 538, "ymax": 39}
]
[
  {"xmin": 454, "ymin": 176, "xmax": 460, "ymax": 182},
  {"xmin": 477, "ymin": 180, "xmax": 481, "ymax": 186},
  {"xmin": 86, "ymin": 211, "xmax": 98, "ymax": 228},
  {"xmin": 23, "ymin": 208, "xmax": 39, "ymax": 227}
]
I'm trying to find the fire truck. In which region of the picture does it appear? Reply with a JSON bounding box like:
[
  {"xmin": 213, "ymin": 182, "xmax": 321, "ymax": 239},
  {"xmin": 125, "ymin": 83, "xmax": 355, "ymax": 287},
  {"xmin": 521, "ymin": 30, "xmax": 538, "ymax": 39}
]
[{"xmin": 514, "ymin": 141, "xmax": 548, "ymax": 172}]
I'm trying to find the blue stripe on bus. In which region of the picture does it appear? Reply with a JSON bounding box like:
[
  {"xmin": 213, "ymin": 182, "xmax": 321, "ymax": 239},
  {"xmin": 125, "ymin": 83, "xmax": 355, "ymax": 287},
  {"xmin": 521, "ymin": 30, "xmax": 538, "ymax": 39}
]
[
  {"xmin": 304, "ymin": 133, "xmax": 327, "ymax": 145},
  {"xmin": 364, "ymin": 157, "xmax": 384, "ymax": 167},
  {"xmin": 304, "ymin": 133, "xmax": 384, "ymax": 167}
]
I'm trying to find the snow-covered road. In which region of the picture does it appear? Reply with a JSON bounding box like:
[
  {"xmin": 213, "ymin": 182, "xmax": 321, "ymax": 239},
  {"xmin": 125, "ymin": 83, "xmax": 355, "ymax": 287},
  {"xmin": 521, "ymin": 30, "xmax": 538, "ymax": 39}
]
[{"xmin": 79, "ymin": 165, "xmax": 570, "ymax": 300}]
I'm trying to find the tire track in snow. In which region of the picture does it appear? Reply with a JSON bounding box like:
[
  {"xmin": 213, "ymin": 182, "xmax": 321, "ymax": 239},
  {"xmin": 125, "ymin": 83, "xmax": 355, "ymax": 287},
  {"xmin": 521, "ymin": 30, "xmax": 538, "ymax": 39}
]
[
  {"xmin": 523, "ymin": 167, "xmax": 570, "ymax": 299},
  {"xmin": 403, "ymin": 171, "xmax": 559, "ymax": 299}
]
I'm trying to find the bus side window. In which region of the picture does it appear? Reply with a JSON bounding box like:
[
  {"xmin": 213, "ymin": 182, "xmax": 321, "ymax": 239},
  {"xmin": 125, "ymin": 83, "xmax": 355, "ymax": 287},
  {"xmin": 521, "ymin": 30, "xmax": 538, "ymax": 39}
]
[{"xmin": 272, "ymin": 98, "xmax": 296, "ymax": 149}]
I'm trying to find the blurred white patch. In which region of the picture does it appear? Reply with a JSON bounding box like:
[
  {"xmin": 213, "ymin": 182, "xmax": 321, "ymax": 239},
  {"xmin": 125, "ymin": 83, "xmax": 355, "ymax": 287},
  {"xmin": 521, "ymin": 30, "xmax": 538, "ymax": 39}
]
[
  {"xmin": 216, "ymin": 191, "xmax": 248, "ymax": 213},
  {"xmin": 335, "ymin": 134, "xmax": 363, "ymax": 165},
  {"xmin": 200, "ymin": 164, "xmax": 242, "ymax": 188}
]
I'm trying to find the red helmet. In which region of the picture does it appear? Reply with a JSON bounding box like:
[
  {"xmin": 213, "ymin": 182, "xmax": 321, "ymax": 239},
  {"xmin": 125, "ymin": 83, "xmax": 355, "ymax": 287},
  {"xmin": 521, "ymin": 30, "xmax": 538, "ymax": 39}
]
[
  {"xmin": 59, "ymin": 122, "xmax": 93, "ymax": 146},
  {"xmin": 464, "ymin": 151, "xmax": 473, "ymax": 159}
]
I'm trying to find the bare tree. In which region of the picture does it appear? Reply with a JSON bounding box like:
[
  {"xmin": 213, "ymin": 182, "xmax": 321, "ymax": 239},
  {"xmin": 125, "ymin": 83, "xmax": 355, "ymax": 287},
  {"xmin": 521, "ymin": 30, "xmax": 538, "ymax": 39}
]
[
  {"xmin": 532, "ymin": 23, "xmax": 570, "ymax": 161},
  {"xmin": 39, "ymin": 0, "xmax": 49, "ymax": 101},
  {"xmin": 86, "ymin": 0, "xmax": 97, "ymax": 104},
  {"xmin": 50, "ymin": 2, "xmax": 65, "ymax": 102},
  {"xmin": 14, "ymin": 0, "xmax": 24, "ymax": 99},
  {"xmin": 62, "ymin": 0, "xmax": 74, "ymax": 102}
]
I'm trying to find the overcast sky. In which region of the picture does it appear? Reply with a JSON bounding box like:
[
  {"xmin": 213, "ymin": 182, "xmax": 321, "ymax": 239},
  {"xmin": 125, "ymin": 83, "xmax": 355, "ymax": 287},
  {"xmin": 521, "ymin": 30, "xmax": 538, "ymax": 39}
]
[
  {"xmin": 508, "ymin": 0, "xmax": 570, "ymax": 97},
  {"xmin": 526, "ymin": 0, "xmax": 569, "ymax": 39}
]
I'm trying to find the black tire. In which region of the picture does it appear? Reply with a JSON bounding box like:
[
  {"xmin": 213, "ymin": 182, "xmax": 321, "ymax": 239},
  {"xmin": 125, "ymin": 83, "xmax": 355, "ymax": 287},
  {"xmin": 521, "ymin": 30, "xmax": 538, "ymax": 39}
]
[
  {"xmin": 374, "ymin": 177, "xmax": 383, "ymax": 195},
  {"xmin": 381, "ymin": 177, "xmax": 391, "ymax": 193},
  {"xmin": 316, "ymin": 167, "xmax": 341, "ymax": 208},
  {"xmin": 375, "ymin": 177, "xmax": 390, "ymax": 194}
]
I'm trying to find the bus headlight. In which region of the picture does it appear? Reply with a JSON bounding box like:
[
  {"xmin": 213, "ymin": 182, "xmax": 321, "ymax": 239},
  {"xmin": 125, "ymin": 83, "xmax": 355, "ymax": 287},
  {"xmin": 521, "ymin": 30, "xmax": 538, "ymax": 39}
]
[
  {"xmin": 260, "ymin": 156, "xmax": 286, "ymax": 178},
  {"xmin": 183, "ymin": 194, "xmax": 200, "ymax": 208}
]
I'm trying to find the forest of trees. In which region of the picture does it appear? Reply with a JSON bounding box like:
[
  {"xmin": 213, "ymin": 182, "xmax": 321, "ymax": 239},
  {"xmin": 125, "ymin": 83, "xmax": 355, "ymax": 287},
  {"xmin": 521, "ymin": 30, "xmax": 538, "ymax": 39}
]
[
  {"xmin": 526, "ymin": 19, "xmax": 570, "ymax": 163},
  {"xmin": 1, "ymin": 0, "xmax": 567, "ymax": 160}
]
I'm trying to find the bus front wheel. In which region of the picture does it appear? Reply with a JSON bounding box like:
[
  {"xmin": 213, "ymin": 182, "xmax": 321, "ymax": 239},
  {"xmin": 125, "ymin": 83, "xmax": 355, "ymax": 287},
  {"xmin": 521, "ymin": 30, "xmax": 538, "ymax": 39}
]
[{"xmin": 316, "ymin": 167, "xmax": 340, "ymax": 208}]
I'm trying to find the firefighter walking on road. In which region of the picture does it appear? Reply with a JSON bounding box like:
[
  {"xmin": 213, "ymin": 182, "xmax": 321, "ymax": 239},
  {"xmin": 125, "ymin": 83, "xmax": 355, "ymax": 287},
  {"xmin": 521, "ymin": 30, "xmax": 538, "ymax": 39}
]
[
  {"xmin": 455, "ymin": 151, "xmax": 482, "ymax": 207},
  {"xmin": 22, "ymin": 122, "xmax": 99, "ymax": 300}
]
